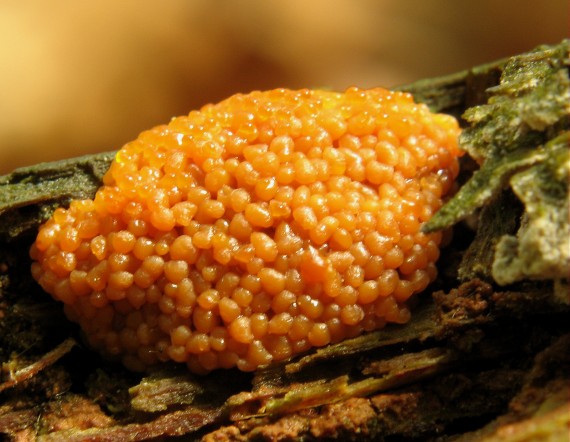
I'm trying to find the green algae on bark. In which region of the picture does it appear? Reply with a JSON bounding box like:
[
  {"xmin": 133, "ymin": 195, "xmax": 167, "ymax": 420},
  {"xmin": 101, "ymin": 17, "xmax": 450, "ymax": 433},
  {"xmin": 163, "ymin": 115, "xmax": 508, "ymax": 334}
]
[
  {"xmin": 424, "ymin": 40, "xmax": 569, "ymax": 289},
  {"xmin": 492, "ymin": 133, "xmax": 569, "ymax": 289}
]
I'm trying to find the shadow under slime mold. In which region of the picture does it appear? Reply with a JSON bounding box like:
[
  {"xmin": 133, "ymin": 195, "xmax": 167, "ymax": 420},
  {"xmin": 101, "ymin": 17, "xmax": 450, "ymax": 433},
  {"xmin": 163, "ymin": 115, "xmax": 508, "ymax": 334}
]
[{"xmin": 0, "ymin": 40, "xmax": 568, "ymax": 441}]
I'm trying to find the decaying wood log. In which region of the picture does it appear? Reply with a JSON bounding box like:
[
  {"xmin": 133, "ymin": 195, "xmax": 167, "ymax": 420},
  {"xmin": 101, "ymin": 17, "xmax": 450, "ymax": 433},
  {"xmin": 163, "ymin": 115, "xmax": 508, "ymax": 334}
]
[{"xmin": 0, "ymin": 40, "xmax": 568, "ymax": 441}]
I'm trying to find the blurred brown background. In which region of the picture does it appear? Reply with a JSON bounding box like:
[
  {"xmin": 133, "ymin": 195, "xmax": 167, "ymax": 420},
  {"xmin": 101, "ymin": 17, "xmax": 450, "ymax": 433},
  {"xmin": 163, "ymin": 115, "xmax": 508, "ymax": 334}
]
[{"xmin": 0, "ymin": 0, "xmax": 567, "ymax": 175}]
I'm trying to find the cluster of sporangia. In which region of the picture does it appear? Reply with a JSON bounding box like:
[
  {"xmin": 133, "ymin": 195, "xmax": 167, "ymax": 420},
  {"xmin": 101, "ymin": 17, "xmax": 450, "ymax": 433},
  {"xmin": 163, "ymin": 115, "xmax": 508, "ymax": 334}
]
[{"xmin": 31, "ymin": 87, "xmax": 461, "ymax": 373}]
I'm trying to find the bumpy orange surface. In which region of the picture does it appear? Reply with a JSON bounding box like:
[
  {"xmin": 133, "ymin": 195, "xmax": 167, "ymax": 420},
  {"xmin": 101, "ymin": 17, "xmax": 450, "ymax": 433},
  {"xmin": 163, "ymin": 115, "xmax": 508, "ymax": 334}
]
[{"xmin": 31, "ymin": 88, "xmax": 461, "ymax": 373}]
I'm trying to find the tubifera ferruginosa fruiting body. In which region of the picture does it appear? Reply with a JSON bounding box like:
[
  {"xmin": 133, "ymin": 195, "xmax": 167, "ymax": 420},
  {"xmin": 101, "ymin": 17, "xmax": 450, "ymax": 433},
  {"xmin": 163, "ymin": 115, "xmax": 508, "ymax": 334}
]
[{"xmin": 31, "ymin": 88, "xmax": 461, "ymax": 373}]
